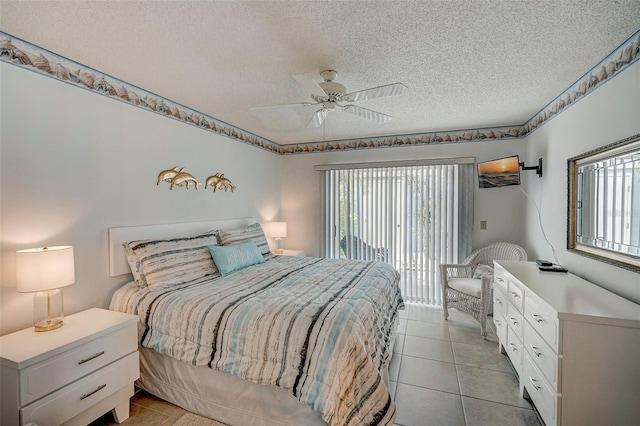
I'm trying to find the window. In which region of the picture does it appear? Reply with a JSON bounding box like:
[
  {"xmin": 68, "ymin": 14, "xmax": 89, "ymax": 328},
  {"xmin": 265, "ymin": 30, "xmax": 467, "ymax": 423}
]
[
  {"xmin": 568, "ymin": 134, "xmax": 640, "ymax": 271},
  {"xmin": 317, "ymin": 158, "xmax": 474, "ymax": 304}
]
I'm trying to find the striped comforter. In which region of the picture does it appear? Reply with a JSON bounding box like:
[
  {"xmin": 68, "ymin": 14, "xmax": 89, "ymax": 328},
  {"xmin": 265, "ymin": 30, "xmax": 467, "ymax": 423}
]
[{"xmin": 110, "ymin": 255, "xmax": 404, "ymax": 426}]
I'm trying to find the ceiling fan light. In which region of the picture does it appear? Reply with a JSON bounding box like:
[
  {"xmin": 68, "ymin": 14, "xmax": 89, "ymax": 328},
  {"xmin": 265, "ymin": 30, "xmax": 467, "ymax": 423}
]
[
  {"xmin": 322, "ymin": 102, "xmax": 336, "ymax": 112},
  {"xmin": 251, "ymin": 71, "xmax": 406, "ymax": 129}
]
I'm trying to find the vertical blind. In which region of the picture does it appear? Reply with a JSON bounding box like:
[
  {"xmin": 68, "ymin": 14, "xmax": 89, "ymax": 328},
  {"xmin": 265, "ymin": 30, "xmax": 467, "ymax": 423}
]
[{"xmin": 318, "ymin": 158, "xmax": 474, "ymax": 305}]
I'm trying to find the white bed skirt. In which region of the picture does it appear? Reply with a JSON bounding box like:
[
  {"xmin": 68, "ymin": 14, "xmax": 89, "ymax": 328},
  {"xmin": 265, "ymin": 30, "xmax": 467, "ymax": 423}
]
[
  {"xmin": 137, "ymin": 328, "xmax": 395, "ymax": 426},
  {"xmin": 139, "ymin": 347, "xmax": 325, "ymax": 425}
]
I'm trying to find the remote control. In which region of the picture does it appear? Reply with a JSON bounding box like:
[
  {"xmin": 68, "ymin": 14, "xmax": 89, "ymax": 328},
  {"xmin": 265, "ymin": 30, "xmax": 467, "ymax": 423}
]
[
  {"xmin": 538, "ymin": 265, "xmax": 568, "ymax": 273},
  {"xmin": 536, "ymin": 259, "xmax": 553, "ymax": 267}
]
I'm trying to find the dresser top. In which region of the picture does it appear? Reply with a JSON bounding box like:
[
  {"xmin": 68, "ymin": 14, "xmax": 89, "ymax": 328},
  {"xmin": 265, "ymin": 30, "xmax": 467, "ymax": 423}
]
[
  {"xmin": 496, "ymin": 261, "xmax": 640, "ymax": 327},
  {"xmin": 0, "ymin": 308, "xmax": 138, "ymax": 368}
]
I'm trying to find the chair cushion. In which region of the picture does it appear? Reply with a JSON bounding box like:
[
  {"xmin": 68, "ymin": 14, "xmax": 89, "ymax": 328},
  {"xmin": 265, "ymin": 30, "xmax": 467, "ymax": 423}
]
[{"xmin": 448, "ymin": 277, "xmax": 482, "ymax": 298}]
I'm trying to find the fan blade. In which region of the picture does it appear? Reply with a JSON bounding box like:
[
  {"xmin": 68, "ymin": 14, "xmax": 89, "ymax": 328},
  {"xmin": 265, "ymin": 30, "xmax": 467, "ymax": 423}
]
[
  {"xmin": 249, "ymin": 102, "xmax": 316, "ymax": 110},
  {"xmin": 307, "ymin": 109, "xmax": 331, "ymax": 128},
  {"xmin": 343, "ymin": 83, "xmax": 408, "ymax": 102},
  {"xmin": 341, "ymin": 105, "xmax": 392, "ymax": 124},
  {"xmin": 293, "ymin": 74, "xmax": 327, "ymax": 98}
]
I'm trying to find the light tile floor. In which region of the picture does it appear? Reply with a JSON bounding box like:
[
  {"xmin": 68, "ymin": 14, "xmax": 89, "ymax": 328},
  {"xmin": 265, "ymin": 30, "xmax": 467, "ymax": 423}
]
[
  {"xmin": 92, "ymin": 304, "xmax": 541, "ymax": 426},
  {"xmin": 391, "ymin": 304, "xmax": 541, "ymax": 426},
  {"xmin": 90, "ymin": 389, "xmax": 225, "ymax": 425}
]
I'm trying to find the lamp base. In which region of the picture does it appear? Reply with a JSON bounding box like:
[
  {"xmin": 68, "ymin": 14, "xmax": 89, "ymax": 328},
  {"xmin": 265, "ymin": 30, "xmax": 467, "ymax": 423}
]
[
  {"xmin": 34, "ymin": 318, "xmax": 63, "ymax": 332},
  {"xmin": 33, "ymin": 288, "xmax": 64, "ymax": 332}
]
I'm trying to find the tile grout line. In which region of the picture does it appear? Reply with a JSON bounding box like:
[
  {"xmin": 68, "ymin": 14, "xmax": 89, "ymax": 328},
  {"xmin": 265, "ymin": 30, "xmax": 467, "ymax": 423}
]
[
  {"xmin": 448, "ymin": 320, "xmax": 469, "ymax": 426},
  {"xmin": 131, "ymin": 402, "xmax": 175, "ymax": 419},
  {"xmin": 398, "ymin": 306, "xmax": 540, "ymax": 425}
]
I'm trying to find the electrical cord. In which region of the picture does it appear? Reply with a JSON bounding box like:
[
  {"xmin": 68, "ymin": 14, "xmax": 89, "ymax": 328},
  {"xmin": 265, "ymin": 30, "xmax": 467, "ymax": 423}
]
[{"xmin": 519, "ymin": 186, "xmax": 560, "ymax": 265}]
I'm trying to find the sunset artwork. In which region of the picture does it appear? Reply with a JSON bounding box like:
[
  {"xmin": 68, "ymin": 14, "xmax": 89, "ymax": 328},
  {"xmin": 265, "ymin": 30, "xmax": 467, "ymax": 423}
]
[{"xmin": 477, "ymin": 156, "xmax": 521, "ymax": 188}]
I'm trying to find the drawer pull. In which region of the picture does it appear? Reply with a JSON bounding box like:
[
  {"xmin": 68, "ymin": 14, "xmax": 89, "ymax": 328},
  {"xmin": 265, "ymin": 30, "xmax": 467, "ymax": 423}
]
[
  {"xmin": 509, "ymin": 317, "xmax": 519, "ymax": 325},
  {"xmin": 510, "ymin": 291, "xmax": 520, "ymax": 299},
  {"xmin": 509, "ymin": 343, "xmax": 518, "ymax": 352},
  {"xmin": 529, "ymin": 377, "xmax": 541, "ymax": 391},
  {"xmin": 80, "ymin": 384, "xmax": 106, "ymax": 401},
  {"xmin": 530, "ymin": 345, "xmax": 542, "ymax": 357},
  {"xmin": 496, "ymin": 298, "xmax": 503, "ymax": 305},
  {"xmin": 495, "ymin": 319, "xmax": 502, "ymax": 326},
  {"xmin": 496, "ymin": 277, "xmax": 505, "ymax": 283},
  {"xmin": 531, "ymin": 314, "xmax": 543, "ymax": 323},
  {"xmin": 78, "ymin": 351, "xmax": 105, "ymax": 365}
]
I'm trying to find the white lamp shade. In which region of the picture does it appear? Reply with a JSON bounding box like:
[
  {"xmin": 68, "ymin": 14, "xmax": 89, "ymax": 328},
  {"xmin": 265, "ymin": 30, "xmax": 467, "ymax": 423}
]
[
  {"xmin": 16, "ymin": 246, "xmax": 75, "ymax": 293},
  {"xmin": 270, "ymin": 222, "xmax": 288, "ymax": 239}
]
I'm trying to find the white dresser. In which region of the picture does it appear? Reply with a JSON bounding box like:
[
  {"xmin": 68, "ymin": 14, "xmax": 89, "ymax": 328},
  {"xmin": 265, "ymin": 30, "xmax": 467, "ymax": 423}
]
[
  {"xmin": 0, "ymin": 308, "xmax": 139, "ymax": 426},
  {"xmin": 492, "ymin": 261, "xmax": 640, "ymax": 426}
]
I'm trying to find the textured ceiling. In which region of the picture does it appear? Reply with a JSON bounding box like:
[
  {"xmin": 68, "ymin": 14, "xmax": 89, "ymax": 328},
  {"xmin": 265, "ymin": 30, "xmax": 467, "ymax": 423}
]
[{"xmin": 1, "ymin": 1, "xmax": 639, "ymax": 145}]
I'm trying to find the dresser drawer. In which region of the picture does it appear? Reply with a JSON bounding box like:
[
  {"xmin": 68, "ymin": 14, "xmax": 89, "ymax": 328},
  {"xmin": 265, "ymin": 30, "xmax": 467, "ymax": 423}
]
[
  {"xmin": 507, "ymin": 279, "xmax": 525, "ymax": 314},
  {"xmin": 493, "ymin": 304, "xmax": 507, "ymax": 344},
  {"xmin": 524, "ymin": 322, "xmax": 560, "ymax": 391},
  {"xmin": 523, "ymin": 354, "xmax": 559, "ymax": 426},
  {"xmin": 506, "ymin": 330, "xmax": 523, "ymax": 376},
  {"xmin": 21, "ymin": 351, "xmax": 139, "ymax": 426},
  {"xmin": 506, "ymin": 305, "xmax": 524, "ymax": 342},
  {"xmin": 21, "ymin": 323, "xmax": 137, "ymax": 405},
  {"xmin": 524, "ymin": 293, "xmax": 559, "ymax": 353},
  {"xmin": 493, "ymin": 286, "xmax": 508, "ymax": 313},
  {"xmin": 493, "ymin": 270, "xmax": 508, "ymax": 295}
]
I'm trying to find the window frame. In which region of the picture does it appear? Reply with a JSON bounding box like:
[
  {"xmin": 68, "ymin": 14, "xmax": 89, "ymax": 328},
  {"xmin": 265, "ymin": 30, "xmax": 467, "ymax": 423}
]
[{"xmin": 567, "ymin": 133, "xmax": 640, "ymax": 272}]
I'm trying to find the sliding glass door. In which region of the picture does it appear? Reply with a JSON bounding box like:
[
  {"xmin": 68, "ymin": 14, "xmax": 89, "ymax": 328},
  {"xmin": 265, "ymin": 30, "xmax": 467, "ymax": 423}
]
[{"xmin": 319, "ymin": 158, "xmax": 474, "ymax": 304}]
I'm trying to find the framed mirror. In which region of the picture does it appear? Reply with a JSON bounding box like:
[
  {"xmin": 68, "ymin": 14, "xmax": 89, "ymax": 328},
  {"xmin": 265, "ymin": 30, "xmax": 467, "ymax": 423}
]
[{"xmin": 568, "ymin": 133, "xmax": 640, "ymax": 272}]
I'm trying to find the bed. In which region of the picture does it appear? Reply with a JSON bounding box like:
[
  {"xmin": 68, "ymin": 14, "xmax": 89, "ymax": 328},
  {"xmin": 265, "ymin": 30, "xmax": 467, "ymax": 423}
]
[{"xmin": 108, "ymin": 218, "xmax": 404, "ymax": 426}]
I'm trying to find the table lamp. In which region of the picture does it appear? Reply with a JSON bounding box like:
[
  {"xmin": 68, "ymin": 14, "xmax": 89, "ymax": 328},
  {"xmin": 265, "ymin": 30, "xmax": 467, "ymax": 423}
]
[
  {"xmin": 16, "ymin": 246, "xmax": 75, "ymax": 332},
  {"xmin": 270, "ymin": 222, "xmax": 287, "ymax": 254}
]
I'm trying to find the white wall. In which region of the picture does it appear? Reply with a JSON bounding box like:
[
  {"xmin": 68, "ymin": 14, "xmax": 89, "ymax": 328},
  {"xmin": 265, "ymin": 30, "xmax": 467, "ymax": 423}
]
[
  {"xmin": 281, "ymin": 138, "xmax": 529, "ymax": 257},
  {"xmin": 523, "ymin": 61, "xmax": 640, "ymax": 303},
  {"xmin": 0, "ymin": 63, "xmax": 282, "ymax": 334},
  {"xmin": 3, "ymin": 57, "xmax": 637, "ymax": 336}
]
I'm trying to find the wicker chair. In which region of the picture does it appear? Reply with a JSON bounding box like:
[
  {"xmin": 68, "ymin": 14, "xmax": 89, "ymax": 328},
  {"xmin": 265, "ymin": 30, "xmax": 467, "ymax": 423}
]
[
  {"xmin": 440, "ymin": 242, "xmax": 527, "ymax": 338},
  {"xmin": 340, "ymin": 235, "xmax": 388, "ymax": 261}
]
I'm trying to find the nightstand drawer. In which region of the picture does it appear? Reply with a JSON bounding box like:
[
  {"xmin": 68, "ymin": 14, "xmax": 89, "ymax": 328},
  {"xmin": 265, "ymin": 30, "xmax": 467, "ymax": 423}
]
[
  {"xmin": 21, "ymin": 351, "xmax": 139, "ymax": 426},
  {"xmin": 21, "ymin": 323, "xmax": 137, "ymax": 405}
]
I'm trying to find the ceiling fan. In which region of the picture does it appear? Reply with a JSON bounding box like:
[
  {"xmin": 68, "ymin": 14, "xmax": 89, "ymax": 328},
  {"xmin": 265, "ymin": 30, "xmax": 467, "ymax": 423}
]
[{"xmin": 250, "ymin": 70, "xmax": 408, "ymax": 128}]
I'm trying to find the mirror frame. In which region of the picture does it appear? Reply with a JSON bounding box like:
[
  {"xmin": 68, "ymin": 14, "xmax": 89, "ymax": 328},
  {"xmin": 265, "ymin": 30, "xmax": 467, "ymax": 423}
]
[{"xmin": 567, "ymin": 133, "xmax": 640, "ymax": 272}]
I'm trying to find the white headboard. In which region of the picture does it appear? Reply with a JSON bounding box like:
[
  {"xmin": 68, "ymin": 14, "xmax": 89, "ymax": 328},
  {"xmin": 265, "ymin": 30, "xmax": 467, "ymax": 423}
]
[{"xmin": 109, "ymin": 217, "xmax": 256, "ymax": 277}]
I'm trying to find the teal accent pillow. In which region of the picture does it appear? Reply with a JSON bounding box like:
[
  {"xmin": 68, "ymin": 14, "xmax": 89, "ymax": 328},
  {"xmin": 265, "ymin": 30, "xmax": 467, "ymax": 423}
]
[{"xmin": 207, "ymin": 240, "xmax": 265, "ymax": 276}]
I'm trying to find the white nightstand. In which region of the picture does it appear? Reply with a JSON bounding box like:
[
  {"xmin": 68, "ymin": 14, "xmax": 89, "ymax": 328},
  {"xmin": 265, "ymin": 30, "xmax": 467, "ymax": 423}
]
[
  {"xmin": 0, "ymin": 308, "xmax": 139, "ymax": 426},
  {"xmin": 274, "ymin": 249, "xmax": 306, "ymax": 257}
]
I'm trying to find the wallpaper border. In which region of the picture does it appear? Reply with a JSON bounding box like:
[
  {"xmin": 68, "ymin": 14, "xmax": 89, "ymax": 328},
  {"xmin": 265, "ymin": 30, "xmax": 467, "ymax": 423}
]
[{"xmin": 1, "ymin": 29, "xmax": 639, "ymax": 156}]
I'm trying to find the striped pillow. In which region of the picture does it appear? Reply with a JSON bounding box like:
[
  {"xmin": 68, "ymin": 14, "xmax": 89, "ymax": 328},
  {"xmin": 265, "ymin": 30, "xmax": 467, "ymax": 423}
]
[
  {"xmin": 217, "ymin": 223, "xmax": 272, "ymax": 258},
  {"xmin": 124, "ymin": 231, "xmax": 220, "ymax": 288}
]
